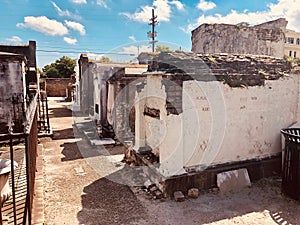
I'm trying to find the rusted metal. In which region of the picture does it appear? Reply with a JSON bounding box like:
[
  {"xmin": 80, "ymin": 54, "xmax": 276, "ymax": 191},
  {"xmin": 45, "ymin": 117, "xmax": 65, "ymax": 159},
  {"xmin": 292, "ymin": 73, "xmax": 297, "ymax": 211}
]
[
  {"xmin": 9, "ymin": 134, "xmax": 17, "ymax": 225},
  {"xmin": 281, "ymin": 128, "xmax": 300, "ymax": 200},
  {"xmin": 45, "ymin": 95, "xmax": 50, "ymax": 133},
  {"xmin": 37, "ymin": 92, "xmax": 51, "ymax": 133},
  {"xmin": 0, "ymin": 93, "xmax": 39, "ymax": 224}
]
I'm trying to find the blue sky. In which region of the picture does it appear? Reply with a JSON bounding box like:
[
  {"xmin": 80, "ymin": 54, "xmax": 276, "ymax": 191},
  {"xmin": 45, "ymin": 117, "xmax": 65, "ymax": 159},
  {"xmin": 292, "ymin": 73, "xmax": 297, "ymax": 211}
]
[{"xmin": 0, "ymin": 0, "xmax": 299, "ymax": 68}]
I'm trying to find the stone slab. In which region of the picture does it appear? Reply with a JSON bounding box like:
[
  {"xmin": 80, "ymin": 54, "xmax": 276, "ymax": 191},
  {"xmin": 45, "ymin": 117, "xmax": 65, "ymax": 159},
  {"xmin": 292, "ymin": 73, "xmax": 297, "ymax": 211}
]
[
  {"xmin": 188, "ymin": 188, "xmax": 199, "ymax": 199},
  {"xmin": 90, "ymin": 138, "xmax": 115, "ymax": 146},
  {"xmin": 174, "ymin": 191, "xmax": 185, "ymax": 202},
  {"xmin": 217, "ymin": 168, "xmax": 251, "ymax": 193}
]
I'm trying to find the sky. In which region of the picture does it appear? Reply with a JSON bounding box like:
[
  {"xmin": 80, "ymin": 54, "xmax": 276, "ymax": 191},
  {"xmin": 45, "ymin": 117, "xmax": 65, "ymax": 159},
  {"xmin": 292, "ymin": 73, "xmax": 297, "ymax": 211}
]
[{"xmin": 0, "ymin": 0, "xmax": 299, "ymax": 68}]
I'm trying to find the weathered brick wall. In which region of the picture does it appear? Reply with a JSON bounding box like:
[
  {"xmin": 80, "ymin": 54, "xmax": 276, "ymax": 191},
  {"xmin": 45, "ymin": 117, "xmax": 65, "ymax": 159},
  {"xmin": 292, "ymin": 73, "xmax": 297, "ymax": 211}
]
[
  {"xmin": 162, "ymin": 76, "xmax": 183, "ymax": 115},
  {"xmin": 45, "ymin": 78, "xmax": 73, "ymax": 97},
  {"xmin": 191, "ymin": 18, "xmax": 287, "ymax": 58},
  {"xmin": 151, "ymin": 52, "xmax": 291, "ymax": 86},
  {"xmin": 146, "ymin": 51, "xmax": 292, "ymax": 117}
]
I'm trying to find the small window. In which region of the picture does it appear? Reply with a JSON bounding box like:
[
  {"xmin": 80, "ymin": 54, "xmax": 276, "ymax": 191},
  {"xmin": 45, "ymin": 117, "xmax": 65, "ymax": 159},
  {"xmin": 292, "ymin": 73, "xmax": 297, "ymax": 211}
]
[
  {"xmin": 287, "ymin": 37, "xmax": 294, "ymax": 44},
  {"xmin": 95, "ymin": 104, "xmax": 99, "ymax": 114},
  {"xmin": 289, "ymin": 51, "xmax": 292, "ymax": 57},
  {"xmin": 294, "ymin": 51, "xmax": 297, "ymax": 58},
  {"xmin": 296, "ymin": 38, "xmax": 300, "ymax": 45}
]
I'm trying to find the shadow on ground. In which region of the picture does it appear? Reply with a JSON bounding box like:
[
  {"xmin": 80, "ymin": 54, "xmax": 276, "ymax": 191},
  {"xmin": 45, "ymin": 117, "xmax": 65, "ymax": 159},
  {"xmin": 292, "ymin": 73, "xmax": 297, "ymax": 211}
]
[
  {"xmin": 77, "ymin": 175, "xmax": 150, "ymax": 225},
  {"xmin": 49, "ymin": 107, "xmax": 72, "ymax": 118},
  {"xmin": 52, "ymin": 128, "xmax": 75, "ymax": 140},
  {"xmin": 61, "ymin": 142, "xmax": 84, "ymax": 161},
  {"xmin": 77, "ymin": 173, "xmax": 300, "ymax": 225}
]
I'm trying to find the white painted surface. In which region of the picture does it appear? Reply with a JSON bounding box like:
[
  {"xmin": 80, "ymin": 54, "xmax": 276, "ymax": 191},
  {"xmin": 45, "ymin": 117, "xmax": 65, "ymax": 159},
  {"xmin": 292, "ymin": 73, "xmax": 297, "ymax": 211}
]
[
  {"xmin": 135, "ymin": 73, "xmax": 300, "ymax": 177},
  {"xmin": 217, "ymin": 168, "xmax": 251, "ymax": 193}
]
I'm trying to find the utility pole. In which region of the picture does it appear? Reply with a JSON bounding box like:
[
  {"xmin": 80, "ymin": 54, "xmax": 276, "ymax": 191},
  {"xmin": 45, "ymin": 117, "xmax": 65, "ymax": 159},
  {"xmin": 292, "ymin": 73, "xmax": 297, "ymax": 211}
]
[{"xmin": 147, "ymin": 9, "xmax": 158, "ymax": 52}]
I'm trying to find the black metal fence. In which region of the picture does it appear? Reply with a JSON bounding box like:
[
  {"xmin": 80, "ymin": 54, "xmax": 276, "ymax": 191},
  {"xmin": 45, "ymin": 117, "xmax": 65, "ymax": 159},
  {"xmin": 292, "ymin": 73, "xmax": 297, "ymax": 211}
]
[
  {"xmin": 37, "ymin": 92, "xmax": 50, "ymax": 134},
  {"xmin": 281, "ymin": 128, "xmax": 300, "ymax": 200},
  {"xmin": 0, "ymin": 93, "xmax": 40, "ymax": 225}
]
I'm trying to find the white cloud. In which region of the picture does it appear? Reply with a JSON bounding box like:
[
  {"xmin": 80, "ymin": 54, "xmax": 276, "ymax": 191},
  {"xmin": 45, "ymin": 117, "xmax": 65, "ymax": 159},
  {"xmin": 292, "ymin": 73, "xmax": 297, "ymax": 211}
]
[
  {"xmin": 120, "ymin": 0, "xmax": 184, "ymax": 23},
  {"xmin": 180, "ymin": 23, "xmax": 197, "ymax": 34},
  {"xmin": 197, "ymin": 0, "xmax": 216, "ymax": 12},
  {"xmin": 51, "ymin": 1, "xmax": 82, "ymax": 20},
  {"xmin": 65, "ymin": 20, "xmax": 86, "ymax": 35},
  {"xmin": 70, "ymin": 0, "xmax": 87, "ymax": 4},
  {"xmin": 6, "ymin": 36, "xmax": 22, "ymax": 43},
  {"xmin": 183, "ymin": 0, "xmax": 300, "ymax": 34},
  {"xmin": 86, "ymin": 52, "xmax": 104, "ymax": 60},
  {"xmin": 170, "ymin": 0, "xmax": 184, "ymax": 11},
  {"xmin": 17, "ymin": 16, "xmax": 68, "ymax": 36},
  {"xmin": 121, "ymin": 45, "xmax": 151, "ymax": 55},
  {"xmin": 64, "ymin": 37, "xmax": 77, "ymax": 45},
  {"xmin": 129, "ymin": 36, "xmax": 137, "ymax": 42},
  {"xmin": 96, "ymin": 0, "xmax": 108, "ymax": 9}
]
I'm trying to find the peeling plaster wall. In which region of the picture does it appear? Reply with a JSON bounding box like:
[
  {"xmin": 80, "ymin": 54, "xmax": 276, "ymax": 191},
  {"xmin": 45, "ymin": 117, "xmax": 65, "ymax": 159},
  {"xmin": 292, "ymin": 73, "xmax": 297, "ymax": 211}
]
[
  {"xmin": 191, "ymin": 18, "xmax": 287, "ymax": 58},
  {"xmin": 134, "ymin": 74, "xmax": 185, "ymax": 176},
  {"xmin": 182, "ymin": 76, "xmax": 299, "ymax": 170},
  {"xmin": 92, "ymin": 65, "xmax": 114, "ymax": 122},
  {"xmin": 0, "ymin": 60, "xmax": 26, "ymax": 132},
  {"xmin": 135, "ymin": 73, "xmax": 300, "ymax": 177}
]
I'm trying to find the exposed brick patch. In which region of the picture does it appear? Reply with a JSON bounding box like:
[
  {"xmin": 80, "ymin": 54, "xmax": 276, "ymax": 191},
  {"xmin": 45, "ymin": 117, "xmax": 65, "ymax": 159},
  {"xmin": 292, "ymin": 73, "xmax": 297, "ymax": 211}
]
[
  {"xmin": 147, "ymin": 51, "xmax": 293, "ymax": 88},
  {"xmin": 161, "ymin": 75, "xmax": 183, "ymax": 115},
  {"xmin": 44, "ymin": 78, "xmax": 74, "ymax": 97},
  {"xmin": 144, "ymin": 106, "xmax": 160, "ymax": 118}
]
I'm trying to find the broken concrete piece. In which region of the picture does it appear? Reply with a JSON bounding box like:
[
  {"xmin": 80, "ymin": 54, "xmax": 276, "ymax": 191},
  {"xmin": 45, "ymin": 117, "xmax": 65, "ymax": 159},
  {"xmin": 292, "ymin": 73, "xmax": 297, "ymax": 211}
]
[
  {"xmin": 74, "ymin": 166, "xmax": 86, "ymax": 176},
  {"xmin": 144, "ymin": 179, "xmax": 153, "ymax": 189},
  {"xmin": 149, "ymin": 185, "xmax": 158, "ymax": 194},
  {"xmin": 209, "ymin": 187, "xmax": 219, "ymax": 193},
  {"xmin": 174, "ymin": 191, "xmax": 185, "ymax": 202},
  {"xmin": 153, "ymin": 189, "xmax": 164, "ymax": 199},
  {"xmin": 217, "ymin": 168, "xmax": 251, "ymax": 193},
  {"xmin": 188, "ymin": 188, "xmax": 199, "ymax": 199},
  {"xmin": 90, "ymin": 138, "xmax": 115, "ymax": 146}
]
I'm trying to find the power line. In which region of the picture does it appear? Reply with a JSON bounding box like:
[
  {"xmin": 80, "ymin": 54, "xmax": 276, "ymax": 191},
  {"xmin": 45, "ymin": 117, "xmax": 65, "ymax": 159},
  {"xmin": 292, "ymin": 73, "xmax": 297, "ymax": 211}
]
[{"xmin": 36, "ymin": 49, "xmax": 135, "ymax": 56}]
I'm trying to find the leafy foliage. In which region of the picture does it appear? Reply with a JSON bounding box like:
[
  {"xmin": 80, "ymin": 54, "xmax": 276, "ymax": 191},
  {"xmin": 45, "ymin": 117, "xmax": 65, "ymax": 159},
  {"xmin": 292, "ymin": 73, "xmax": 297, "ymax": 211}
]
[
  {"xmin": 41, "ymin": 56, "xmax": 76, "ymax": 78},
  {"xmin": 155, "ymin": 45, "xmax": 173, "ymax": 53},
  {"xmin": 99, "ymin": 56, "xmax": 111, "ymax": 63},
  {"xmin": 284, "ymin": 55, "xmax": 300, "ymax": 68}
]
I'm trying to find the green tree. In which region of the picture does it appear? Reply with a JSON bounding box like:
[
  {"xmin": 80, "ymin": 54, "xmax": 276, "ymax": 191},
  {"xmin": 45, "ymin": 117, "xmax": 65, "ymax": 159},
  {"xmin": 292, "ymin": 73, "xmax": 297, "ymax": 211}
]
[
  {"xmin": 99, "ymin": 56, "xmax": 111, "ymax": 63},
  {"xmin": 42, "ymin": 56, "xmax": 76, "ymax": 78},
  {"xmin": 155, "ymin": 45, "xmax": 173, "ymax": 53}
]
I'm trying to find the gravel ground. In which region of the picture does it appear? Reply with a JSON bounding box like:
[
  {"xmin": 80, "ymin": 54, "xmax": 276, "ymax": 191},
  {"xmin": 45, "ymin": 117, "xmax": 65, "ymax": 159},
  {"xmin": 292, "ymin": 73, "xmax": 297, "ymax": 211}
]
[{"xmin": 42, "ymin": 98, "xmax": 300, "ymax": 225}]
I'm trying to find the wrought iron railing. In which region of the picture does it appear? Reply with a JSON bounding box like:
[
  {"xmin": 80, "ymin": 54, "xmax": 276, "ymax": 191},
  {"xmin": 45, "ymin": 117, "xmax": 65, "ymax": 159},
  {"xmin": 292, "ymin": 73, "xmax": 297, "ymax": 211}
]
[
  {"xmin": 37, "ymin": 92, "xmax": 51, "ymax": 134},
  {"xmin": 0, "ymin": 93, "xmax": 39, "ymax": 225}
]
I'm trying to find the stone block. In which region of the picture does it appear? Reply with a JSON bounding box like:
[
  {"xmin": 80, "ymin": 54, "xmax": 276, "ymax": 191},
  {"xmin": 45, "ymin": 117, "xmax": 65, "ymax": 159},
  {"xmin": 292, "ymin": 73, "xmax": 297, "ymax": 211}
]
[
  {"xmin": 174, "ymin": 191, "xmax": 185, "ymax": 202},
  {"xmin": 188, "ymin": 188, "xmax": 199, "ymax": 199},
  {"xmin": 217, "ymin": 168, "xmax": 251, "ymax": 193},
  {"xmin": 153, "ymin": 189, "xmax": 164, "ymax": 199},
  {"xmin": 149, "ymin": 185, "xmax": 158, "ymax": 194}
]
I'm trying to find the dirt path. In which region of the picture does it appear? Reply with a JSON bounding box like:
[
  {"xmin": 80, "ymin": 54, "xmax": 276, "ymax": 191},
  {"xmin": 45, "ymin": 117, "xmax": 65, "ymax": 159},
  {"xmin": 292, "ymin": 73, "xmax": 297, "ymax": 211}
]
[
  {"xmin": 42, "ymin": 99, "xmax": 150, "ymax": 225},
  {"xmin": 42, "ymin": 98, "xmax": 300, "ymax": 225},
  {"xmin": 133, "ymin": 178, "xmax": 300, "ymax": 225}
]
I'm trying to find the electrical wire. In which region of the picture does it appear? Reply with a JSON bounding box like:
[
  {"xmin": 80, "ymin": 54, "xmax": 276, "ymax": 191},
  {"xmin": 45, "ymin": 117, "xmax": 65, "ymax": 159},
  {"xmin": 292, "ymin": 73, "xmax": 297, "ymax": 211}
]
[{"xmin": 36, "ymin": 49, "xmax": 135, "ymax": 56}]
